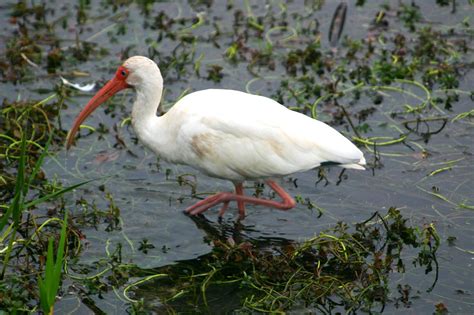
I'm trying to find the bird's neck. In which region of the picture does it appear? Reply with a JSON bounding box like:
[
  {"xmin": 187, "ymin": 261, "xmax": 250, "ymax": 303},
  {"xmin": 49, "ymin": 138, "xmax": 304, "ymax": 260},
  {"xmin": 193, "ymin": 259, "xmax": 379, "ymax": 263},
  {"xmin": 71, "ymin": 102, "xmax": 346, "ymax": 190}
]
[
  {"xmin": 131, "ymin": 84, "xmax": 162, "ymax": 121},
  {"xmin": 131, "ymin": 80, "xmax": 167, "ymax": 153}
]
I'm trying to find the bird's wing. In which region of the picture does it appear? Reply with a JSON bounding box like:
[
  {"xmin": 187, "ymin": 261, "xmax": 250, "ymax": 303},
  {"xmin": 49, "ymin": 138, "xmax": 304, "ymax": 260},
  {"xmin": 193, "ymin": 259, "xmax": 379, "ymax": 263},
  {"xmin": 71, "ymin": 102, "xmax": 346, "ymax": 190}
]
[{"xmin": 171, "ymin": 89, "xmax": 363, "ymax": 181}]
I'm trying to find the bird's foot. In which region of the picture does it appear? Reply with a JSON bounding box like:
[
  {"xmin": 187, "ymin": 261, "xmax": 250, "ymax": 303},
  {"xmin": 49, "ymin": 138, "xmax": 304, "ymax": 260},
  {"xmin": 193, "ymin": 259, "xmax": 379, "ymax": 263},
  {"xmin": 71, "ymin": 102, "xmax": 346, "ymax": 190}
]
[
  {"xmin": 184, "ymin": 180, "xmax": 296, "ymax": 219},
  {"xmin": 185, "ymin": 192, "xmax": 243, "ymax": 218}
]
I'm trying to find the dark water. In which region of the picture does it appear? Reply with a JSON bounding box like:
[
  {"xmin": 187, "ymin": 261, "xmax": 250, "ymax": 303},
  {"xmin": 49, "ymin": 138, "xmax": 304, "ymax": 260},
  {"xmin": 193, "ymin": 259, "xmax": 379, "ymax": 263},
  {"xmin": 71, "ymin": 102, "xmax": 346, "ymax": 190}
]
[{"xmin": 1, "ymin": 0, "xmax": 473, "ymax": 313}]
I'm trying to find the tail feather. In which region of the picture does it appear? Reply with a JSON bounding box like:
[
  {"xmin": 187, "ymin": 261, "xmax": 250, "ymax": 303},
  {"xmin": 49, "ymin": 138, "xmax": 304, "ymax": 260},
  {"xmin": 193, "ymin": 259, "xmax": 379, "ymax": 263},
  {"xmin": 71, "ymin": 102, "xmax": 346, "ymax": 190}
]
[{"xmin": 339, "ymin": 156, "xmax": 366, "ymax": 170}]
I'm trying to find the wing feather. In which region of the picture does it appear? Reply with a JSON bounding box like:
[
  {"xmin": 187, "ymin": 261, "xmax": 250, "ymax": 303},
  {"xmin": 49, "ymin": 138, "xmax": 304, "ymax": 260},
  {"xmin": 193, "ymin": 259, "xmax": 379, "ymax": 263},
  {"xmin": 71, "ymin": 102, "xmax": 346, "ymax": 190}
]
[{"xmin": 169, "ymin": 89, "xmax": 364, "ymax": 180}]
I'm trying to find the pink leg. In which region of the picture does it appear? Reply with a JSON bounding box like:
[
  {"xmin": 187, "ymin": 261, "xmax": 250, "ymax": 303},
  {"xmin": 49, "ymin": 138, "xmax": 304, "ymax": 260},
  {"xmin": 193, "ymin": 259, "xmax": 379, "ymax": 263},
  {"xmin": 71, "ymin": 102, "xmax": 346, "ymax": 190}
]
[
  {"xmin": 235, "ymin": 183, "xmax": 246, "ymax": 218},
  {"xmin": 185, "ymin": 180, "xmax": 296, "ymax": 218}
]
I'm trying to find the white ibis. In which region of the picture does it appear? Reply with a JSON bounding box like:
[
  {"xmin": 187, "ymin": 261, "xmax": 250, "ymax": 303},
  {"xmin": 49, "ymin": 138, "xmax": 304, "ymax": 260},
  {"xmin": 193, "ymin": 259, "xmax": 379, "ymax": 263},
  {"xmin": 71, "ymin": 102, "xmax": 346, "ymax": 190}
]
[{"xmin": 66, "ymin": 56, "xmax": 366, "ymax": 219}]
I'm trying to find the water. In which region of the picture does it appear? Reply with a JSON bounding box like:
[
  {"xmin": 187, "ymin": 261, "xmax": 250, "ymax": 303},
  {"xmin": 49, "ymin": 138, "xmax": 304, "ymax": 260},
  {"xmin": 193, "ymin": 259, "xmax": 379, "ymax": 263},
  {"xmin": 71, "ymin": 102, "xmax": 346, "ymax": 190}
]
[{"xmin": 1, "ymin": 0, "xmax": 473, "ymax": 313}]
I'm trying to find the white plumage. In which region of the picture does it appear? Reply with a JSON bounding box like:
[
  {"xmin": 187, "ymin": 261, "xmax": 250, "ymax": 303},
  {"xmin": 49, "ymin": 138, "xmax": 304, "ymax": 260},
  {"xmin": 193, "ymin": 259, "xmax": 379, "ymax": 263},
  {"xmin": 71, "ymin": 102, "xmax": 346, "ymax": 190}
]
[
  {"xmin": 150, "ymin": 89, "xmax": 365, "ymax": 181},
  {"xmin": 67, "ymin": 56, "xmax": 365, "ymax": 218}
]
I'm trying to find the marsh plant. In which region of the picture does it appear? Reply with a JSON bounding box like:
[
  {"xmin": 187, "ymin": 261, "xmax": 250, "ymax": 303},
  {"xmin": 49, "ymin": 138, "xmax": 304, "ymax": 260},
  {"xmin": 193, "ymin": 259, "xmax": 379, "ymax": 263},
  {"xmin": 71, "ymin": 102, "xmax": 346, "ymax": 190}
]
[{"xmin": 0, "ymin": 0, "xmax": 473, "ymax": 313}]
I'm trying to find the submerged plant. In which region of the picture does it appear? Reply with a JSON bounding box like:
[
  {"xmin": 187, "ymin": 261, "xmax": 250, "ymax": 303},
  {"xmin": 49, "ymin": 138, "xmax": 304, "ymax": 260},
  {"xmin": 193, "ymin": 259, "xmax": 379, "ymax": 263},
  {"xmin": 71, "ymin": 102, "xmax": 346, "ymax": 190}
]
[{"xmin": 117, "ymin": 208, "xmax": 439, "ymax": 313}]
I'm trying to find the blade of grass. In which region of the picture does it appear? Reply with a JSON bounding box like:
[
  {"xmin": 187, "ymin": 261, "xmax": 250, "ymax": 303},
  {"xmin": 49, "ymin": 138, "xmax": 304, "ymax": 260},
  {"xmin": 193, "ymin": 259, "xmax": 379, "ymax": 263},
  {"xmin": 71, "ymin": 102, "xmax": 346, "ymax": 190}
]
[
  {"xmin": 0, "ymin": 132, "xmax": 27, "ymax": 279},
  {"xmin": 0, "ymin": 132, "xmax": 27, "ymax": 232},
  {"xmin": 25, "ymin": 179, "xmax": 95, "ymax": 209},
  {"xmin": 39, "ymin": 211, "xmax": 68, "ymax": 315},
  {"xmin": 25, "ymin": 132, "xmax": 53, "ymax": 191}
]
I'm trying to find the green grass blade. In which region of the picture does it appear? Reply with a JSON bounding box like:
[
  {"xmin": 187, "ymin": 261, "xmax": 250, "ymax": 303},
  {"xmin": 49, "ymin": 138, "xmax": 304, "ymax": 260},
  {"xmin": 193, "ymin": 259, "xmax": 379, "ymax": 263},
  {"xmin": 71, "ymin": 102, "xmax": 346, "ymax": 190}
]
[
  {"xmin": 0, "ymin": 133, "xmax": 27, "ymax": 231},
  {"xmin": 25, "ymin": 179, "xmax": 94, "ymax": 209},
  {"xmin": 26, "ymin": 132, "xmax": 53, "ymax": 190},
  {"xmin": 0, "ymin": 206, "xmax": 14, "ymax": 232},
  {"xmin": 39, "ymin": 238, "xmax": 55, "ymax": 313},
  {"xmin": 38, "ymin": 278, "xmax": 48, "ymax": 313},
  {"xmin": 51, "ymin": 211, "xmax": 67, "ymax": 304},
  {"xmin": 0, "ymin": 133, "xmax": 28, "ymax": 278},
  {"xmin": 2, "ymin": 130, "xmax": 52, "ymax": 231},
  {"xmin": 38, "ymin": 212, "xmax": 68, "ymax": 315},
  {"xmin": 45, "ymin": 238, "xmax": 55, "ymax": 302}
]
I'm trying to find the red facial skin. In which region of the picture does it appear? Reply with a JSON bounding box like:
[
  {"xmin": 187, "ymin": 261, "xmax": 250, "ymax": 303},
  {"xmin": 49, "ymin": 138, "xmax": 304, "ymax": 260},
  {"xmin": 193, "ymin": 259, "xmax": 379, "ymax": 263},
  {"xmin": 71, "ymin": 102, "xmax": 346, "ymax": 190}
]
[{"xmin": 66, "ymin": 66, "xmax": 131, "ymax": 149}]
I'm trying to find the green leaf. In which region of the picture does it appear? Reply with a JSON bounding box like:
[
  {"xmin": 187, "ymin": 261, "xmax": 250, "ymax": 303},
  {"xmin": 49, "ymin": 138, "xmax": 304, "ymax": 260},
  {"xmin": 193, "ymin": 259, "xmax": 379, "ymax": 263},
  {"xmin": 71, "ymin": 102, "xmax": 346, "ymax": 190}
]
[
  {"xmin": 25, "ymin": 179, "xmax": 94, "ymax": 209},
  {"xmin": 26, "ymin": 132, "xmax": 53, "ymax": 191},
  {"xmin": 38, "ymin": 212, "xmax": 68, "ymax": 314},
  {"xmin": 0, "ymin": 133, "xmax": 27, "ymax": 232}
]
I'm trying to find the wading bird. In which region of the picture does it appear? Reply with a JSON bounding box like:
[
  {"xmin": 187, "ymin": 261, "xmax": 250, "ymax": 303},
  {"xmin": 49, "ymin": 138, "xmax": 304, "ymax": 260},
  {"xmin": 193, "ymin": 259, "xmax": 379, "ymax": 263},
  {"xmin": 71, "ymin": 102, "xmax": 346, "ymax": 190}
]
[{"xmin": 66, "ymin": 56, "xmax": 365, "ymax": 219}]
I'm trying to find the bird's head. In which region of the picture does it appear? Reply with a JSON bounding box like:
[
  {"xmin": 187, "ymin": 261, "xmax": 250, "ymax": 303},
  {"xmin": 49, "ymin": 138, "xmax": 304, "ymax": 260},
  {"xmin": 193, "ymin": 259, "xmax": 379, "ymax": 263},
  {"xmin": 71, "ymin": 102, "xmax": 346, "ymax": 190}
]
[{"xmin": 66, "ymin": 56, "xmax": 162, "ymax": 149}]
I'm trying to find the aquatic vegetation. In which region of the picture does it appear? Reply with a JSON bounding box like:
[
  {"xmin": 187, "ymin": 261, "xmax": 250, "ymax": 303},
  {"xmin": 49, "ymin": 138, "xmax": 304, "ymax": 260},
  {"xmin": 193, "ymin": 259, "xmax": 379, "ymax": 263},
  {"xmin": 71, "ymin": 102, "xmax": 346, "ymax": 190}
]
[
  {"xmin": 0, "ymin": 98, "xmax": 89, "ymax": 312},
  {"xmin": 116, "ymin": 208, "xmax": 439, "ymax": 313},
  {"xmin": 0, "ymin": 0, "xmax": 473, "ymax": 313},
  {"xmin": 0, "ymin": 96, "xmax": 60, "ymax": 195},
  {"xmin": 38, "ymin": 212, "xmax": 68, "ymax": 315}
]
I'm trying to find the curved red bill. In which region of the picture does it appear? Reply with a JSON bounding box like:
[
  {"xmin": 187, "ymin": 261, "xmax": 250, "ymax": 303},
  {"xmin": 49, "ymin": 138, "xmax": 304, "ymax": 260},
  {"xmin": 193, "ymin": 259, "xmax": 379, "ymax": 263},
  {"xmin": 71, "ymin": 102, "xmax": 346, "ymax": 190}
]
[{"xmin": 66, "ymin": 76, "xmax": 130, "ymax": 149}]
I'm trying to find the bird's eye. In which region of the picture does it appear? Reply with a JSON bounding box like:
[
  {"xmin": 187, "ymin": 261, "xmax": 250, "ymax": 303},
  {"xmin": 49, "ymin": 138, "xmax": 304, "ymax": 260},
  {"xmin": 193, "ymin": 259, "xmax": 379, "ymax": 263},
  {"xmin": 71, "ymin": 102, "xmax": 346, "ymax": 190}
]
[{"xmin": 117, "ymin": 67, "xmax": 128, "ymax": 79}]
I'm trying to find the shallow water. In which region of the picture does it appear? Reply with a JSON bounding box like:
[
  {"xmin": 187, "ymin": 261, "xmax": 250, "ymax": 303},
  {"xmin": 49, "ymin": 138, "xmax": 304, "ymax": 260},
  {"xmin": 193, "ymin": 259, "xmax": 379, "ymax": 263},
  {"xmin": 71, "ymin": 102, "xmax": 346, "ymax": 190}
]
[{"xmin": 1, "ymin": 0, "xmax": 473, "ymax": 313}]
